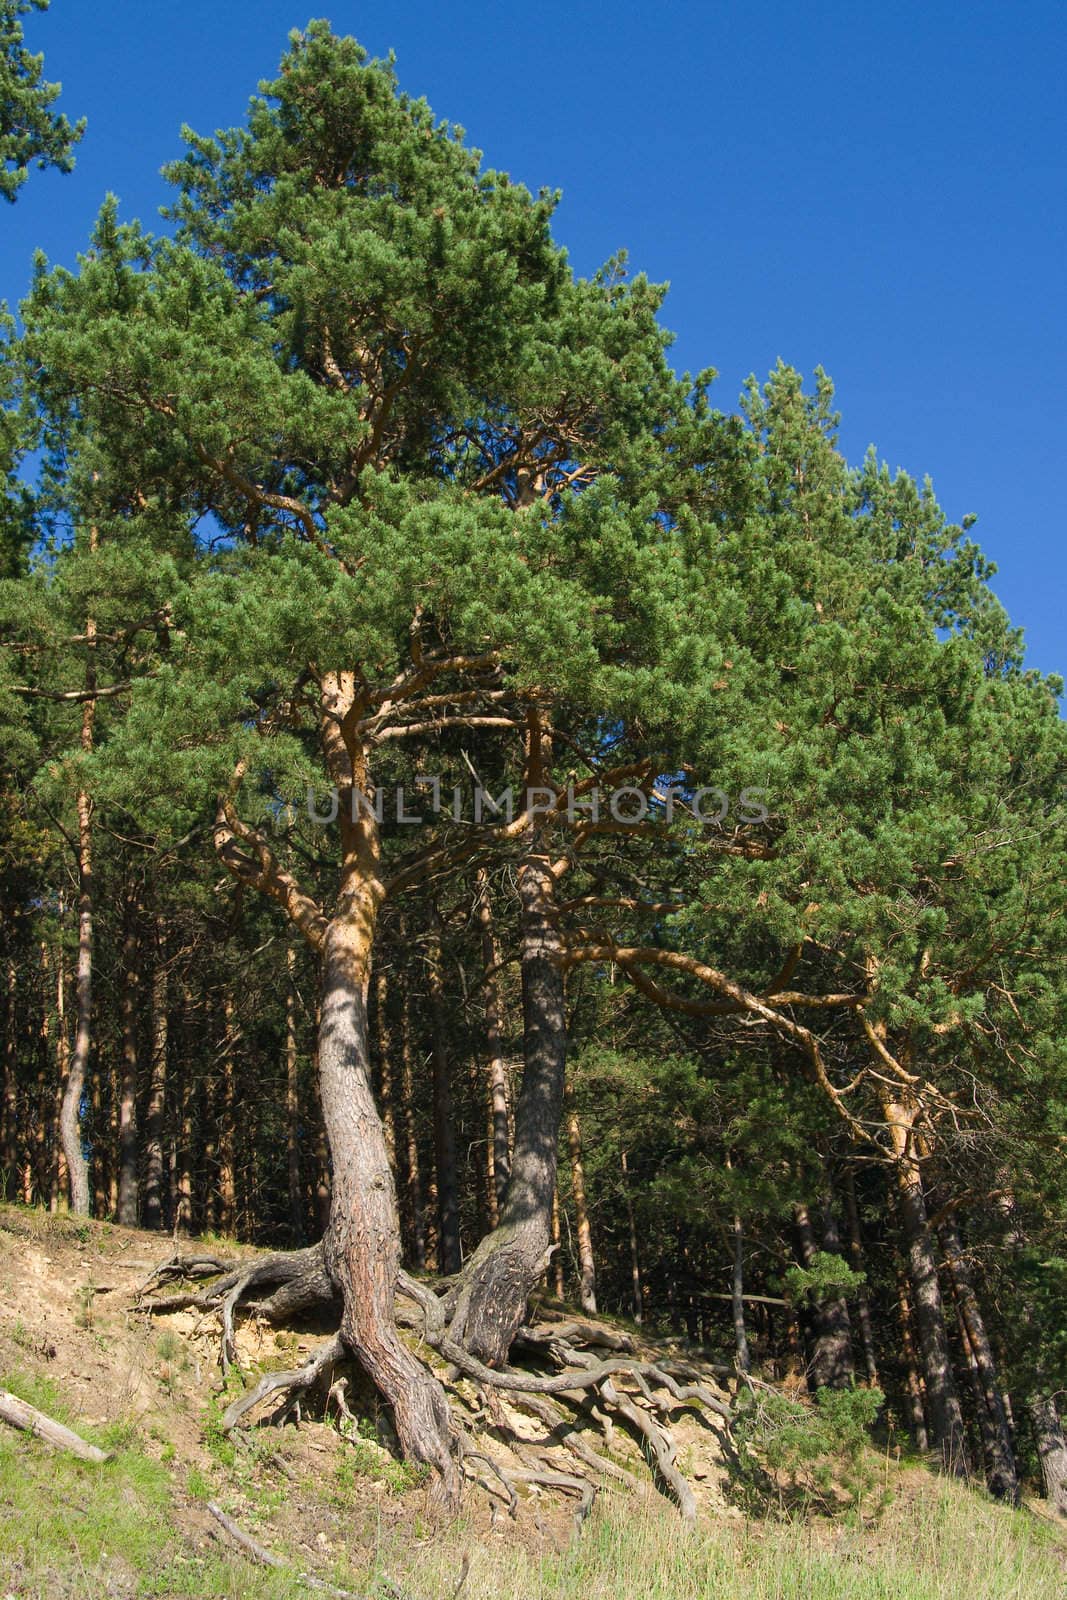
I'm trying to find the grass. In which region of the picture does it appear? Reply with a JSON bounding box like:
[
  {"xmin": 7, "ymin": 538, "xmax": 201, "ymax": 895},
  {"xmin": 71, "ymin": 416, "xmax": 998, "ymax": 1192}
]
[{"xmin": 1, "ymin": 1392, "xmax": 1063, "ymax": 1600}]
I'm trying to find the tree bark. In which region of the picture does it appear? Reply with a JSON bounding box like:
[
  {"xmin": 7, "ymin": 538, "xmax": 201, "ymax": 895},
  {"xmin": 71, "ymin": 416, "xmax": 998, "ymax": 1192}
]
[
  {"xmin": 216, "ymin": 993, "xmax": 237, "ymax": 1235},
  {"xmin": 142, "ymin": 943, "xmax": 168, "ymax": 1230},
  {"xmin": 318, "ymin": 913, "xmax": 458, "ymax": 1502},
  {"xmin": 731, "ymin": 1212, "xmax": 752, "ymax": 1375},
  {"xmin": 398, "ymin": 980, "xmax": 426, "ymax": 1269},
  {"xmin": 897, "ymin": 1272, "xmax": 929, "ymax": 1451},
  {"xmin": 939, "ymin": 1218, "xmax": 1018, "ymax": 1501},
  {"xmin": 794, "ymin": 1200, "xmax": 854, "ymax": 1390},
  {"xmin": 59, "ymin": 545, "xmax": 97, "ymax": 1217},
  {"xmin": 1, "ymin": 961, "xmax": 17, "ymax": 1196},
  {"xmin": 116, "ymin": 887, "xmax": 141, "ymax": 1226},
  {"xmin": 621, "ymin": 1148, "xmax": 643, "ymax": 1324},
  {"xmin": 286, "ymin": 947, "xmax": 305, "ymax": 1244},
  {"xmin": 880, "ymin": 1091, "xmax": 968, "ymax": 1473},
  {"xmin": 565, "ymin": 1083, "xmax": 597, "ymax": 1314},
  {"xmin": 476, "ymin": 869, "xmax": 510, "ymax": 1223},
  {"xmin": 843, "ymin": 1168, "xmax": 879, "ymax": 1385},
  {"xmin": 427, "ymin": 924, "xmax": 461, "ymax": 1274},
  {"xmin": 1028, "ymin": 1393, "xmax": 1067, "ymax": 1517},
  {"xmin": 447, "ymin": 834, "xmax": 567, "ymax": 1364},
  {"xmin": 59, "ymin": 750, "xmax": 94, "ymax": 1216},
  {"xmin": 446, "ymin": 710, "xmax": 569, "ymax": 1365}
]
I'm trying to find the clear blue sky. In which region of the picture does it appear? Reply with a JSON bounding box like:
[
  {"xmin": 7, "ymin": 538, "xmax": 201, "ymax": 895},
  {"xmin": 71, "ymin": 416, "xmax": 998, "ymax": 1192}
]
[{"xmin": 4, "ymin": 1, "xmax": 1064, "ymax": 679}]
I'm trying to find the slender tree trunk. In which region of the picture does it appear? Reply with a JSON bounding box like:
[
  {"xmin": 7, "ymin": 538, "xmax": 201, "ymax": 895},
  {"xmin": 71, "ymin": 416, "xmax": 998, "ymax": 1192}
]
[
  {"xmin": 939, "ymin": 1218, "xmax": 1018, "ymax": 1501},
  {"xmin": 59, "ymin": 544, "xmax": 97, "ymax": 1217},
  {"xmin": 795, "ymin": 1201, "xmax": 854, "ymax": 1390},
  {"xmin": 843, "ymin": 1168, "xmax": 879, "ymax": 1385},
  {"xmin": 897, "ymin": 1273, "xmax": 930, "ymax": 1451},
  {"xmin": 447, "ymin": 832, "xmax": 567, "ymax": 1363},
  {"xmin": 565, "ymin": 1083, "xmax": 596, "ymax": 1313},
  {"xmin": 286, "ymin": 947, "xmax": 305, "ymax": 1243},
  {"xmin": 477, "ymin": 869, "xmax": 510, "ymax": 1223},
  {"xmin": 59, "ymin": 753, "xmax": 94, "ymax": 1215},
  {"xmin": 731, "ymin": 1213, "xmax": 752, "ymax": 1375},
  {"xmin": 1, "ymin": 961, "xmax": 16, "ymax": 1196},
  {"xmin": 216, "ymin": 993, "xmax": 237, "ymax": 1235},
  {"xmin": 1028, "ymin": 1393, "xmax": 1067, "ymax": 1516},
  {"xmin": 398, "ymin": 981, "xmax": 426, "ymax": 1268},
  {"xmin": 550, "ymin": 1186, "xmax": 565, "ymax": 1298},
  {"xmin": 881, "ymin": 1091, "xmax": 968, "ymax": 1473},
  {"xmin": 447, "ymin": 711, "xmax": 569, "ymax": 1364},
  {"xmin": 621, "ymin": 1148, "xmax": 643, "ymax": 1324},
  {"xmin": 142, "ymin": 946, "xmax": 168, "ymax": 1230},
  {"xmin": 50, "ymin": 933, "xmax": 69, "ymax": 1211},
  {"xmin": 116, "ymin": 888, "xmax": 141, "ymax": 1225},
  {"xmin": 427, "ymin": 925, "xmax": 461, "ymax": 1274}
]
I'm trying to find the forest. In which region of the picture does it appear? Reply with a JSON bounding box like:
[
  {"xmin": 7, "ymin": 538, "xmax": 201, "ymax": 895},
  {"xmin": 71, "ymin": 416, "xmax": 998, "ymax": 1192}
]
[{"xmin": 1, "ymin": 9, "xmax": 1066, "ymax": 1596}]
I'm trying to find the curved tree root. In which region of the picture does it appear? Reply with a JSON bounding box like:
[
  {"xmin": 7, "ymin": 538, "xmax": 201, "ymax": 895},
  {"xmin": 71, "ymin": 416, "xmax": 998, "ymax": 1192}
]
[{"xmin": 141, "ymin": 1249, "xmax": 734, "ymax": 1523}]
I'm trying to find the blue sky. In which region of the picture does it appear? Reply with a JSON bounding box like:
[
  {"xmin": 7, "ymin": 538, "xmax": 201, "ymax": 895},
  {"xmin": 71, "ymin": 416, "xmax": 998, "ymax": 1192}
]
[{"xmin": 4, "ymin": 1, "xmax": 1064, "ymax": 678}]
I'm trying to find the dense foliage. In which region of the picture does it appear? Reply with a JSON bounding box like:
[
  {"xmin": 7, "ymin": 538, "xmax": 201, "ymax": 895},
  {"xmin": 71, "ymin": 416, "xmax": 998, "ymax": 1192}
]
[{"xmin": 0, "ymin": 18, "xmax": 1064, "ymax": 1514}]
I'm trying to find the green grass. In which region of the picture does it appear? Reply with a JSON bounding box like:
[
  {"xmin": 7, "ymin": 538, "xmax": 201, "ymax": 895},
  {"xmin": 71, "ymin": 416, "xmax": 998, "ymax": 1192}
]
[{"xmin": 0, "ymin": 1363, "xmax": 1063, "ymax": 1599}]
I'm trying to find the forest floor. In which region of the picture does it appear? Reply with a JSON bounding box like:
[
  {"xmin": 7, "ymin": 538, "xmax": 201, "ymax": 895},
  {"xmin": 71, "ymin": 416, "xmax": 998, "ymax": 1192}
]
[{"xmin": 0, "ymin": 1202, "xmax": 1064, "ymax": 1599}]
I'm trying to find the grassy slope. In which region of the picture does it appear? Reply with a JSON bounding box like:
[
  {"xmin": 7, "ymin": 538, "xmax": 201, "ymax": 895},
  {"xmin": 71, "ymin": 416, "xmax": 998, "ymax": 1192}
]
[{"xmin": 1, "ymin": 1205, "xmax": 1064, "ymax": 1600}]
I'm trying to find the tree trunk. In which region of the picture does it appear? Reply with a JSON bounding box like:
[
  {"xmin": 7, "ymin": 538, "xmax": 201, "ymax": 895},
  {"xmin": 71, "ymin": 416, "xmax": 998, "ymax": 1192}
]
[
  {"xmin": 1, "ymin": 961, "xmax": 17, "ymax": 1197},
  {"xmin": 216, "ymin": 993, "xmax": 237, "ymax": 1235},
  {"xmin": 59, "ymin": 777, "xmax": 93, "ymax": 1215},
  {"xmin": 1028, "ymin": 1393, "xmax": 1067, "ymax": 1516},
  {"xmin": 318, "ymin": 914, "xmax": 458, "ymax": 1502},
  {"xmin": 59, "ymin": 547, "xmax": 97, "ymax": 1217},
  {"xmin": 50, "ymin": 931, "xmax": 69, "ymax": 1212},
  {"xmin": 427, "ymin": 925, "xmax": 461, "ymax": 1274},
  {"xmin": 731, "ymin": 1213, "xmax": 752, "ymax": 1375},
  {"xmin": 565, "ymin": 1085, "xmax": 597, "ymax": 1313},
  {"xmin": 843, "ymin": 1168, "xmax": 879, "ymax": 1385},
  {"xmin": 142, "ymin": 946, "xmax": 168, "ymax": 1230},
  {"xmin": 447, "ymin": 834, "xmax": 567, "ymax": 1364},
  {"xmin": 621, "ymin": 1148, "xmax": 643, "ymax": 1323},
  {"xmin": 286, "ymin": 947, "xmax": 305, "ymax": 1244},
  {"xmin": 895, "ymin": 1164, "xmax": 968, "ymax": 1471},
  {"xmin": 476, "ymin": 869, "xmax": 510, "ymax": 1223},
  {"xmin": 795, "ymin": 1201, "xmax": 854, "ymax": 1390},
  {"xmin": 939, "ymin": 1217, "xmax": 1018, "ymax": 1501},
  {"xmin": 116, "ymin": 889, "xmax": 141, "ymax": 1226},
  {"xmin": 897, "ymin": 1272, "xmax": 929, "ymax": 1451},
  {"xmin": 398, "ymin": 982, "xmax": 426, "ymax": 1269}
]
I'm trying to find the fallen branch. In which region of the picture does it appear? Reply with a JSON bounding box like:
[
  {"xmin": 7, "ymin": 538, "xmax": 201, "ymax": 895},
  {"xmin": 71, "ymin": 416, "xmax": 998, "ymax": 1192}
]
[
  {"xmin": 206, "ymin": 1501, "xmax": 360, "ymax": 1596},
  {"xmin": 0, "ymin": 1389, "xmax": 111, "ymax": 1463}
]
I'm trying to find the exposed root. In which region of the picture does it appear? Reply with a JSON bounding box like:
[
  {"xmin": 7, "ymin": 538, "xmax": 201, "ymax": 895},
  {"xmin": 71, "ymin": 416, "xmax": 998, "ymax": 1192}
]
[
  {"xmin": 221, "ymin": 1335, "xmax": 345, "ymax": 1432},
  {"xmin": 142, "ymin": 1248, "xmax": 735, "ymax": 1525}
]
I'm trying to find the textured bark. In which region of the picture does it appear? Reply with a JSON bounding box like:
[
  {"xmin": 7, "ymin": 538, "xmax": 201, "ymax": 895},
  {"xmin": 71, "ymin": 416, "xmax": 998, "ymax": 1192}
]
[
  {"xmin": 448, "ymin": 832, "xmax": 568, "ymax": 1366},
  {"xmin": 794, "ymin": 1200, "xmax": 854, "ymax": 1390},
  {"xmin": 1, "ymin": 961, "xmax": 16, "ymax": 1194},
  {"xmin": 142, "ymin": 948, "xmax": 168, "ymax": 1230},
  {"xmin": 843, "ymin": 1169, "xmax": 879, "ymax": 1385},
  {"xmin": 1028, "ymin": 1393, "xmax": 1067, "ymax": 1517},
  {"xmin": 621, "ymin": 1148, "xmax": 643, "ymax": 1323},
  {"xmin": 398, "ymin": 983, "xmax": 426, "ymax": 1269},
  {"xmin": 216, "ymin": 993, "xmax": 237, "ymax": 1235},
  {"xmin": 897, "ymin": 1273, "xmax": 929, "ymax": 1451},
  {"xmin": 427, "ymin": 926, "xmax": 461, "ymax": 1273},
  {"xmin": 318, "ymin": 914, "xmax": 458, "ymax": 1502},
  {"xmin": 731, "ymin": 1213, "xmax": 752, "ymax": 1375},
  {"xmin": 59, "ymin": 770, "xmax": 94, "ymax": 1215},
  {"xmin": 59, "ymin": 558, "xmax": 96, "ymax": 1217},
  {"xmin": 116, "ymin": 890, "xmax": 141, "ymax": 1226},
  {"xmin": 286, "ymin": 947, "xmax": 304, "ymax": 1243},
  {"xmin": 565, "ymin": 1084, "xmax": 597, "ymax": 1313},
  {"xmin": 939, "ymin": 1218, "xmax": 1018, "ymax": 1501},
  {"xmin": 476, "ymin": 868, "xmax": 510, "ymax": 1222}
]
